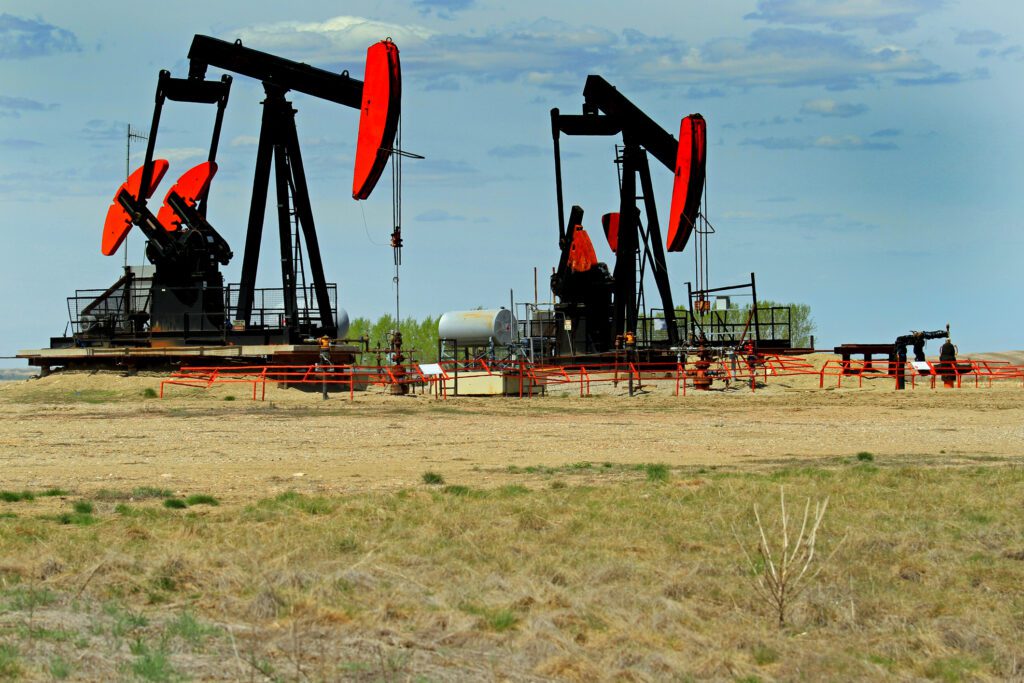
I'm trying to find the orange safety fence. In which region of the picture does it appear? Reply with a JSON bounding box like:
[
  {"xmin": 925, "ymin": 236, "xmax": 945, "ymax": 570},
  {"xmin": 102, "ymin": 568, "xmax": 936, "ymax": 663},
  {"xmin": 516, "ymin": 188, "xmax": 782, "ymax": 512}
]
[
  {"xmin": 818, "ymin": 358, "xmax": 1024, "ymax": 390},
  {"xmin": 161, "ymin": 363, "xmax": 445, "ymax": 401},
  {"xmin": 161, "ymin": 356, "xmax": 1023, "ymax": 401}
]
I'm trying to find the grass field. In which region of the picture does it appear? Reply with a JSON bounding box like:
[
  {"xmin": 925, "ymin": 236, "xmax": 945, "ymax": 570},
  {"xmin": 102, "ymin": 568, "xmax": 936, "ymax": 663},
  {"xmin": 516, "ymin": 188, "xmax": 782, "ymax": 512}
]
[
  {"xmin": 0, "ymin": 372, "xmax": 1022, "ymax": 680},
  {"xmin": 2, "ymin": 463, "xmax": 1023, "ymax": 681}
]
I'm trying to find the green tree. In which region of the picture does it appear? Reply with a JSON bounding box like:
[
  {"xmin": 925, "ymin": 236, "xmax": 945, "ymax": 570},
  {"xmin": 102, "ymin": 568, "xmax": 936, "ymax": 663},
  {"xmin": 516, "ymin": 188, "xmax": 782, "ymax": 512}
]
[
  {"xmin": 751, "ymin": 300, "xmax": 816, "ymax": 347},
  {"xmin": 344, "ymin": 314, "xmax": 440, "ymax": 362},
  {"xmin": 671, "ymin": 300, "xmax": 816, "ymax": 348}
]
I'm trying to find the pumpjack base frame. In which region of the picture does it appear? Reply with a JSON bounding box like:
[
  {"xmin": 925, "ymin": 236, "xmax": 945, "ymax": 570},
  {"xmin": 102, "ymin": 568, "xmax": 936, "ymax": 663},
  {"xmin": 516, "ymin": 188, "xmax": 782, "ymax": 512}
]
[{"xmin": 17, "ymin": 343, "xmax": 359, "ymax": 374}]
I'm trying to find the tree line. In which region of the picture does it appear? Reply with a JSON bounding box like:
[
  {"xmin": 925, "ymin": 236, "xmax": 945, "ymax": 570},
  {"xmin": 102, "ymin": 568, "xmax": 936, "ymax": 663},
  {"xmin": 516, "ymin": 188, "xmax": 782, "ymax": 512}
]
[{"xmin": 346, "ymin": 300, "xmax": 815, "ymax": 362}]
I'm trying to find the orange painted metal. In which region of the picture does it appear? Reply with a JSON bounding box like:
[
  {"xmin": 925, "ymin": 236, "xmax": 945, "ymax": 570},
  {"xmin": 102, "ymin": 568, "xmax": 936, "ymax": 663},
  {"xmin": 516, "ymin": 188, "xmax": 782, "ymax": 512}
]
[
  {"xmin": 101, "ymin": 160, "xmax": 169, "ymax": 255},
  {"xmin": 567, "ymin": 225, "xmax": 598, "ymax": 273},
  {"xmin": 666, "ymin": 114, "xmax": 706, "ymax": 252},
  {"xmin": 601, "ymin": 212, "xmax": 619, "ymax": 254},
  {"xmin": 155, "ymin": 161, "xmax": 217, "ymax": 231},
  {"xmin": 352, "ymin": 40, "xmax": 401, "ymax": 200}
]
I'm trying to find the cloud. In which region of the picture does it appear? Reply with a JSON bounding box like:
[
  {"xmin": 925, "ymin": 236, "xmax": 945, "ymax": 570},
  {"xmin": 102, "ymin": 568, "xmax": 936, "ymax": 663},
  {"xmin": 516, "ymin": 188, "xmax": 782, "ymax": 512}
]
[
  {"xmin": 744, "ymin": 0, "xmax": 945, "ymax": 35},
  {"xmin": 644, "ymin": 28, "xmax": 943, "ymax": 91},
  {"xmin": 894, "ymin": 67, "xmax": 988, "ymax": 86},
  {"xmin": 0, "ymin": 95, "xmax": 58, "ymax": 118},
  {"xmin": 487, "ymin": 144, "xmax": 545, "ymax": 158},
  {"xmin": 159, "ymin": 147, "xmax": 208, "ymax": 164},
  {"xmin": 424, "ymin": 77, "xmax": 460, "ymax": 91},
  {"xmin": 413, "ymin": 0, "xmax": 474, "ymax": 20},
  {"xmin": 0, "ymin": 13, "xmax": 81, "ymax": 59},
  {"xmin": 227, "ymin": 16, "xmax": 964, "ymax": 94},
  {"xmin": 870, "ymin": 128, "xmax": 901, "ymax": 137},
  {"xmin": 230, "ymin": 135, "xmax": 259, "ymax": 147},
  {"xmin": 684, "ymin": 86, "xmax": 727, "ymax": 99},
  {"xmin": 741, "ymin": 134, "xmax": 897, "ymax": 151},
  {"xmin": 82, "ymin": 120, "xmax": 126, "ymax": 142},
  {"xmin": 800, "ymin": 98, "xmax": 868, "ymax": 117},
  {"xmin": 955, "ymin": 29, "xmax": 1003, "ymax": 46},
  {"xmin": 0, "ymin": 138, "xmax": 42, "ymax": 149},
  {"xmin": 228, "ymin": 15, "xmax": 434, "ymax": 61},
  {"xmin": 814, "ymin": 134, "xmax": 896, "ymax": 150},
  {"xmin": 415, "ymin": 208, "xmax": 465, "ymax": 222},
  {"xmin": 978, "ymin": 45, "xmax": 1023, "ymax": 61}
]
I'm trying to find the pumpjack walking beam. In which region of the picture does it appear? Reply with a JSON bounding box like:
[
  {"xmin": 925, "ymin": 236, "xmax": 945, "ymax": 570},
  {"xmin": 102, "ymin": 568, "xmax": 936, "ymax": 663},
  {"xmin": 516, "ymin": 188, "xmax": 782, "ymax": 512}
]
[
  {"xmin": 185, "ymin": 35, "xmax": 368, "ymax": 339},
  {"xmin": 137, "ymin": 70, "xmax": 232, "ymax": 220},
  {"xmin": 550, "ymin": 75, "xmax": 681, "ymax": 345}
]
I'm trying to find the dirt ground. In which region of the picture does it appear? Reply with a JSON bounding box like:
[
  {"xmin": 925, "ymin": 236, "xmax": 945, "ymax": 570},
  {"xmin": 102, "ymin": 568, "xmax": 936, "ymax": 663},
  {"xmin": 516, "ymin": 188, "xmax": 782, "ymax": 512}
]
[{"xmin": 1, "ymin": 356, "xmax": 1022, "ymax": 504}]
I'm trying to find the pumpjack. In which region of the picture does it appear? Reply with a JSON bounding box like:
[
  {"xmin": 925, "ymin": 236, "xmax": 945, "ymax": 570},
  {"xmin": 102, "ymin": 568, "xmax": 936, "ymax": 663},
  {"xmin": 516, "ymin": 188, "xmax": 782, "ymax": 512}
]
[
  {"xmin": 56, "ymin": 35, "xmax": 400, "ymax": 350},
  {"xmin": 548, "ymin": 76, "xmax": 707, "ymax": 357}
]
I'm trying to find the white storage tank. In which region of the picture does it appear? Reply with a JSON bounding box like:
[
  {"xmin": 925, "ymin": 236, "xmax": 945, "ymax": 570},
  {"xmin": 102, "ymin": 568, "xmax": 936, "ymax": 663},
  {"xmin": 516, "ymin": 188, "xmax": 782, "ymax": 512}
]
[
  {"xmin": 438, "ymin": 308, "xmax": 515, "ymax": 346},
  {"xmin": 335, "ymin": 308, "xmax": 350, "ymax": 338}
]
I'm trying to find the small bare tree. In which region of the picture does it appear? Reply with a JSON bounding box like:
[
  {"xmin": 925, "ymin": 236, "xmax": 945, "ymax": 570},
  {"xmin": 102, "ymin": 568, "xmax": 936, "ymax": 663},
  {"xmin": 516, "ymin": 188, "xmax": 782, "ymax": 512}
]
[{"xmin": 737, "ymin": 487, "xmax": 840, "ymax": 627}]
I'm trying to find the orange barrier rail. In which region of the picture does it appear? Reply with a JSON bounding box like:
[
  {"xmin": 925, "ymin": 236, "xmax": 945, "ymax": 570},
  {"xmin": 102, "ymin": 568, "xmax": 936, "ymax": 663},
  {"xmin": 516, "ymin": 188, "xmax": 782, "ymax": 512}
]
[
  {"xmin": 818, "ymin": 358, "xmax": 1024, "ymax": 390},
  {"xmin": 162, "ymin": 355, "xmax": 1023, "ymax": 401},
  {"xmin": 161, "ymin": 363, "xmax": 444, "ymax": 401}
]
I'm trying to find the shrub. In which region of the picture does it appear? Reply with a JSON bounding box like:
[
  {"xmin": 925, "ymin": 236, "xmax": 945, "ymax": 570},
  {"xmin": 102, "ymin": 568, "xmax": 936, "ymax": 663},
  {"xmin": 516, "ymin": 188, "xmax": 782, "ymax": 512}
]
[
  {"xmin": 421, "ymin": 471, "xmax": 444, "ymax": 485},
  {"xmin": 645, "ymin": 463, "xmax": 670, "ymax": 483},
  {"xmin": 737, "ymin": 487, "xmax": 841, "ymax": 627}
]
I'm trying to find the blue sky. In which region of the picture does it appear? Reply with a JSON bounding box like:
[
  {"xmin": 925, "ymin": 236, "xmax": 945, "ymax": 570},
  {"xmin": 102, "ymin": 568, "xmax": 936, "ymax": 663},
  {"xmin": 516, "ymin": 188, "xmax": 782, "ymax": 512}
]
[{"xmin": 1, "ymin": 0, "xmax": 1021, "ymax": 362}]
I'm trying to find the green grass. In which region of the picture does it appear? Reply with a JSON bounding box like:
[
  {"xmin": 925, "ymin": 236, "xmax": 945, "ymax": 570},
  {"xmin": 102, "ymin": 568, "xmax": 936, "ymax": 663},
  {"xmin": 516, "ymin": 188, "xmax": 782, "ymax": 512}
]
[
  {"xmin": 3, "ymin": 587, "xmax": 57, "ymax": 611},
  {"xmin": 142, "ymin": 387, "xmax": 159, "ymax": 399},
  {"xmin": 442, "ymin": 484, "xmax": 472, "ymax": 496},
  {"xmin": 40, "ymin": 488, "xmax": 70, "ymax": 497},
  {"xmin": 96, "ymin": 486, "xmax": 174, "ymax": 502},
  {"xmin": 104, "ymin": 601, "xmax": 149, "ymax": 637},
  {"xmin": 48, "ymin": 655, "xmax": 71, "ymax": 679},
  {"xmin": 184, "ymin": 494, "xmax": 219, "ymax": 506},
  {"xmin": 1, "ymin": 465, "xmax": 1022, "ymax": 680},
  {"xmin": 0, "ymin": 490, "xmax": 34, "ymax": 502},
  {"xmin": 72, "ymin": 500, "xmax": 94, "ymax": 514},
  {"xmin": 163, "ymin": 498, "xmax": 188, "ymax": 509},
  {"xmin": 223, "ymin": 395, "xmax": 236, "ymax": 402},
  {"xmin": 644, "ymin": 463, "xmax": 671, "ymax": 483},
  {"xmin": 460, "ymin": 604, "xmax": 519, "ymax": 632},
  {"xmin": 135, "ymin": 486, "xmax": 174, "ymax": 499},
  {"xmin": 856, "ymin": 451, "xmax": 875, "ymax": 462},
  {"xmin": 0, "ymin": 644, "xmax": 21, "ymax": 679},
  {"xmin": 923, "ymin": 656, "xmax": 978, "ymax": 682},
  {"xmin": 52, "ymin": 511, "xmax": 97, "ymax": 525},
  {"xmin": 128, "ymin": 640, "xmax": 179, "ymax": 682},
  {"xmin": 16, "ymin": 625, "xmax": 75, "ymax": 642},
  {"xmin": 422, "ymin": 471, "xmax": 445, "ymax": 485},
  {"xmin": 753, "ymin": 644, "xmax": 779, "ymax": 665},
  {"xmin": 252, "ymin": 491, "xmax": 334, "ymax": 516},
  {"xmin": 166, "ymin": 610, "xmax": 220, "ymax": 646}
]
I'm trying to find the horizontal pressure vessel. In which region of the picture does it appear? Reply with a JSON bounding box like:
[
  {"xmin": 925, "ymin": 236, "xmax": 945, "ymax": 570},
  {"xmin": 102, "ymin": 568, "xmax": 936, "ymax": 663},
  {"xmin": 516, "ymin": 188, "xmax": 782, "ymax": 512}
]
[{"xmin": 438, "ymin": 308, "xmax": 514, "ymax": 346}]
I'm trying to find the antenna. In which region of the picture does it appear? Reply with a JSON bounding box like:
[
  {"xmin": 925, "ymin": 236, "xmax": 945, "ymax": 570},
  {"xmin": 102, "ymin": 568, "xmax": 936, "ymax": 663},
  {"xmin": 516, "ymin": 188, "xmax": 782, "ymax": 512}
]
[{"xmin": 124, "ymin": 123, "xmax": 149, "ymax": 268}]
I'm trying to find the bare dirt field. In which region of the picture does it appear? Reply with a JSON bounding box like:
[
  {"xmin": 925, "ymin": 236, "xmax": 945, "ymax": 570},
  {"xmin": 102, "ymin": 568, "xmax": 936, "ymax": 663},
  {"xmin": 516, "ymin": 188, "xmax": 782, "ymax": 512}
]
[{"xmin": 1, "ymin": 365, "xmax": 1022, "ymax": 502}]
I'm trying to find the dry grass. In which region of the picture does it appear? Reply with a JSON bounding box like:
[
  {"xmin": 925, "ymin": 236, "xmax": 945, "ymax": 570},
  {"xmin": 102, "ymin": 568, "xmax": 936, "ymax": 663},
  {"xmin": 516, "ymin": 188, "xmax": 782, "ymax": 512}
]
[{"xmin": 1, "ymin": 464, "xmax": 1023, "ymax": 680}]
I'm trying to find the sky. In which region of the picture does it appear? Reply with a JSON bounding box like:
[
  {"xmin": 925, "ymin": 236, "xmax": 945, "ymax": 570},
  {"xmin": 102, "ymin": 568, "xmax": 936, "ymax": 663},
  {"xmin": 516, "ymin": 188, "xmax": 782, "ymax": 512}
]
[{"xmin": 1, "ymin": 0, "xmax": 1022, "ymax": 364}]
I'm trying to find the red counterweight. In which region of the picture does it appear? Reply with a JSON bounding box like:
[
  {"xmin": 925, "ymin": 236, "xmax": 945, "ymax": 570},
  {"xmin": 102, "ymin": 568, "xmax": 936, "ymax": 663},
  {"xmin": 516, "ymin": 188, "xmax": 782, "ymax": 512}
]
[
  {"xmin": 101, "ymin": 159, "xmax": 169, "ymax": 255},
  {"xmin": 666, "ymin": 114, "xmax": 706, "ymax": 253},
  {"xmin": 352, "ymin": 40, "xmax": 401, "ymax": 200},
  {"xmin": 155, "ymin": 161, "xmax": 217, "ymax": 231}
]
